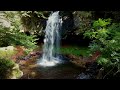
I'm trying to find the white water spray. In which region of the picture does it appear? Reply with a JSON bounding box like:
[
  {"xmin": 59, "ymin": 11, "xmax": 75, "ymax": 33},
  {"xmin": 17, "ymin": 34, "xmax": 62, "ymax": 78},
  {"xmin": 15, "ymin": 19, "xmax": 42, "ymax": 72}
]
[{"xmin": 38, "ymin": 11, "xmax": 62, "ymax": 67}]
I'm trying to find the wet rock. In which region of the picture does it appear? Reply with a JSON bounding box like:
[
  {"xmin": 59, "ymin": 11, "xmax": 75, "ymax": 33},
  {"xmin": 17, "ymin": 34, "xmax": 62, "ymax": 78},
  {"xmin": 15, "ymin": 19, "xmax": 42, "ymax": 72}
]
[
  {"xmin": 0, "ymin": 46, "xmax": 14, "ymax": 51},
  {"xmin": 19, "ymin": 60, "xmax": 27, "ymax": 65},
  {"xmin": 30, "ymin": 51, "xmax": 42, "ymax": 56},
  {"xmin": 30, "ymin": 52, "xmax": 36, "ymax": 56},
  {"xmin": 36, "ymin": 51, "xmax": 42, "ymax": 55},
  {"xmin": 77, "ymin": 73, "xmax": 92, "ymax": 79},
  {"xmin": 77, "ymin": 62, "xmax": 102, "ymax": 79},
  {"xmin": 6, "ymin": 64, "xmax": 23, "ymax": 79},
  {"xmin": 30, "ymin": 72, "xmax": 36, "ymax": 78},
  {"xmin": 57, "ymin": 54, "xmax": 70, "ymax": 62},
  {"xmin": 21, "ymin": 51, "xmax": 42, "ymax": 61},
  {"xmin": 23, "ymin": 56, "xmax": 31, "ymax": 60}
]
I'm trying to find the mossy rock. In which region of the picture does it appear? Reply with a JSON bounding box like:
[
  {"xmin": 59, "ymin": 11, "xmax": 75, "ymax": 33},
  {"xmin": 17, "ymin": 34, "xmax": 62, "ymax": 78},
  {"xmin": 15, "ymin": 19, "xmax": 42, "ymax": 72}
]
[
  {"xmin": 6, "ymin": 64, "xmax": 23, "ymax": 79},
  {"xmin": 0, "ymin": 58, "xmax": 23, "ymax": 79}
]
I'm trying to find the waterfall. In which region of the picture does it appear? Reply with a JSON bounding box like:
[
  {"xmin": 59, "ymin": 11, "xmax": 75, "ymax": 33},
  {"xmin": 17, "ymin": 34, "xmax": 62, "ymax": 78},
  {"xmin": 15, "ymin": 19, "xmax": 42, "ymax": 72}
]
[{"xmin": 38, "ymin": 11, "xmax": 62, "ymax": 67}]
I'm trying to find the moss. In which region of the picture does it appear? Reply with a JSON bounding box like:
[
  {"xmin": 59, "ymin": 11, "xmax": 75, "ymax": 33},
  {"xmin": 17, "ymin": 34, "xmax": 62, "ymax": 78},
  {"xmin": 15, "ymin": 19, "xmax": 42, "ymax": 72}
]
[
  {"xmin": 6, "ymin": 64, "xmax": 23, "ymax": 79},
  {"xmin": 0, "ymin": 58, "xmax": 23, "ymax": 79},
  {"xmin": 11, "ymin": 68, "xmax": 23, "ymax": 79},
  {"xmin": 60, "ymin": 46, "xmax": 90, "ymax": 57},
  {"xmin": 0, "ymin": 58, "xmax": 15, "ymax": 79},
  {"xmin": 0, "ymin": 46, "xmax": 16, "ymax": 59}
]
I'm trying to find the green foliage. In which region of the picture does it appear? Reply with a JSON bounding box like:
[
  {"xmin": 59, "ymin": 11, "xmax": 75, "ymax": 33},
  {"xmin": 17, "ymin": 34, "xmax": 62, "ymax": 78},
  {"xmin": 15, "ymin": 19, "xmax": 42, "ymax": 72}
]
[
  {"xmin": 12, "ymin": 32, "xmax": 38, "ymax": 49},
  {"xmin": 84, "ymin": 18, "xmax": 120, "ymax": 77},
  {"xmin": 97, "ymin": 57, "xmax": 112, "ymax": 67},
  {"xmin": 0, "ymin": 11, "xmax": 37, "ymax": 50},
  {"xmin": 93, "ymin": 18, "xmax": 111, "ymax": 28},
  {"xmin": 84, "ymin": 18, "xmax": 111, "ymax": 40},
  {"xmin": 60, "ymin": 46, "xmax": 90, "ymax": 57},
  {"xmin": 0, "ymin": 58, "xmax": 15, "ymax": 79},
  {"xmin": 0, "ymin": 25, "xmax": 11, "ymax": 46}
]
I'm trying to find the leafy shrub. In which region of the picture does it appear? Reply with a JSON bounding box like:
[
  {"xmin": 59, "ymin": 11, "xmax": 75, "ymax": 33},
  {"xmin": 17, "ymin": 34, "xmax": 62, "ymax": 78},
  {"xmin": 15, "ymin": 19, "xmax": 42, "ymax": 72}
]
[
  {"xmin": 84, "ymin": 18, "xmax": 120, "ymax": 77},
  {"xmin": 97, "ymin": 57, "xmax": 112, "ymax": 67},
  {"xmin": 0, "ymin": 11, "xmax": 38, "ymax": 50},
  {"xmin": 0, "ymin": 58, "xmax": 15, "ymax": 79}
]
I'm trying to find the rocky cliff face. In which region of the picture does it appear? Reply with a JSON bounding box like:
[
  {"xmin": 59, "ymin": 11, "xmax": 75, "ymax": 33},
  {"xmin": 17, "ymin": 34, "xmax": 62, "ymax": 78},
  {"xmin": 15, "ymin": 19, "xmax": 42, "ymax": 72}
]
[{"xmin": 0, "ymin": 12, "xmax": 11, "ymax": 28}]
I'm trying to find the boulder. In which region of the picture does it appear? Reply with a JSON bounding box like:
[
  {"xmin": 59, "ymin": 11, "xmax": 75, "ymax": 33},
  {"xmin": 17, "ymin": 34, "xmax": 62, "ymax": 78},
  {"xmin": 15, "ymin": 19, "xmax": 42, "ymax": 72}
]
[
  {"xmin": 0, "ymin": 46, "xmax": 14, "ymax": 51},
  {"xmin": 6, "ymin": 64, "xmax": 23, "ymax": 79}
]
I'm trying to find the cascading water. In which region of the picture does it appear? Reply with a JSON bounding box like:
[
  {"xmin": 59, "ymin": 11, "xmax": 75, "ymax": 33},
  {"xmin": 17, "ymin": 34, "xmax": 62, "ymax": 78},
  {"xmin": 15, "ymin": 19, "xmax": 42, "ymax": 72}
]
[{"xmin": 38, "ymin": 11, "xmax": 62, "ymax": 67}]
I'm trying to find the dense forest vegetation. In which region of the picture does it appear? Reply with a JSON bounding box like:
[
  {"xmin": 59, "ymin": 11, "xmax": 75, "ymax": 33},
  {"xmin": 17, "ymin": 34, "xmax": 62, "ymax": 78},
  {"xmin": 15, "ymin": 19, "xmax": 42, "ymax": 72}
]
[{"xmin": 0, "ymin": 11, "xmax": 120, "ymax": 79}]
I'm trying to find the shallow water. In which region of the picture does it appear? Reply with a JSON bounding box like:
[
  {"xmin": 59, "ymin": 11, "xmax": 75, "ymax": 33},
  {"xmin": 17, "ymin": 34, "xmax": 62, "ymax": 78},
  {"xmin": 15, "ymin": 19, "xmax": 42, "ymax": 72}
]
[{"xmin": 34, "ymin": 62, "xmax": 83, "ymax": 79}]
